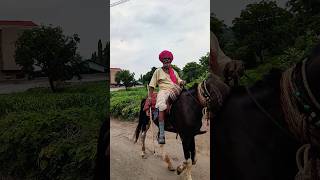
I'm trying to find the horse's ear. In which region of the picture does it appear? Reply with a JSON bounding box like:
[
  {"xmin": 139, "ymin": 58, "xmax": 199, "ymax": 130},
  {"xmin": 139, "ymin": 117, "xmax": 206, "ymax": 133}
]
[{"xmin": 308, "ymin": 41, "xmax": 320, "ymax": 62}]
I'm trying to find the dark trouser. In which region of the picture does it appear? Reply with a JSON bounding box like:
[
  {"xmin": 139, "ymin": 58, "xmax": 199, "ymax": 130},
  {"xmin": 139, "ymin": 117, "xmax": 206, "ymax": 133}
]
[{"xmin": 158, "ymin": 111, "xmax": 165, "ymax": 144}]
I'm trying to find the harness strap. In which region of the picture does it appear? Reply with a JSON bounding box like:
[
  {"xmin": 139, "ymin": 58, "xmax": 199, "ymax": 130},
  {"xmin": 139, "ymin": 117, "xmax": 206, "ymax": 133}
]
[
  {"xmin": 245, "ymin": 86, "xmax": 295, "ymax": 140},
  {"xmin": 301, "ymin": 59, "xmax": 320, "ymax": 111}
]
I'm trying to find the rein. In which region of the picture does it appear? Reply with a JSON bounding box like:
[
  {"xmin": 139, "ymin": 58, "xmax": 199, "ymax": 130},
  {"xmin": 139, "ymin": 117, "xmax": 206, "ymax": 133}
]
[
  {"xmin": 244, "ymin": 84, "xmax": 295, "ymax": 139},
  {"xmin": 301, "ymin": 59, "xmax": 320, "ymax": 113},
  {"xmin": 184, "ymin": 80, "xmax": 212, "ymax": 107}
]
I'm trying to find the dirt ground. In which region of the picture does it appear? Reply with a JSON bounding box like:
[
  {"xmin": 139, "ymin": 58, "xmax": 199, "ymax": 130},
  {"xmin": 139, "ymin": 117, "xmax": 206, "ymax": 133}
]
[{"xmin": 110, "ymin": 118, "xmax": 210, "ymax": 180}]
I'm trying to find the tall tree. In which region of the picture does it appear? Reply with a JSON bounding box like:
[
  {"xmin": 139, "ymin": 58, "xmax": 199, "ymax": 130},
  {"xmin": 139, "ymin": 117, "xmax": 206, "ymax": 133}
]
[
  {"xmin": 98, "ymin": 39, "xmax": 103, "ymax": 64},
  {"xmin": 102, "ymin": 41, "xmax": 110, "ymax": 67},
  {"xmin": 15, "ymin": 25, "xmax": 80, "ymax": 92},
  {"xmin": 91, "ymin": 52, "xmax": 97, "ymax": 62}
]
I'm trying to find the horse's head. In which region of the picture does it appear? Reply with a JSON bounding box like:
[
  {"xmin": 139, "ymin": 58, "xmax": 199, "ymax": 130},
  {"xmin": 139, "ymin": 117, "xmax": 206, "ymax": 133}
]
[
  {"xmin": 200, "ymin": 73, "xmax": 231, "ymax": 113},
  {"xmin": 306, "ymin": 42, "xmax": 320, "ymax": 102}
]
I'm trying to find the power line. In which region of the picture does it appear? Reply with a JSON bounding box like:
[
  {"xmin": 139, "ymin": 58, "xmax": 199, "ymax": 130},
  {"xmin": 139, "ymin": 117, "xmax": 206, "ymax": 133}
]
[{"xmin": 110, "ymin": 0, "xmax": 130, "ymax": 7}]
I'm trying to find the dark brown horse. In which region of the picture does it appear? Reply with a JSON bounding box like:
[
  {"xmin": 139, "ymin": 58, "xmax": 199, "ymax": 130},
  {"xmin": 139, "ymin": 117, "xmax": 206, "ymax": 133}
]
[
  {"xmin": 134, "ymin": 73, "xmax": 229, "ymax": 179},
  {"xmin": 212, "ymin": 43, "xmax": 320, "ymax": 180}
]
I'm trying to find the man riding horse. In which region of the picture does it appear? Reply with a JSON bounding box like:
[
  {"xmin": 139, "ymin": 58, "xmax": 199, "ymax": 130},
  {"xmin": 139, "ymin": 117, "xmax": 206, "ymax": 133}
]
[
  {"xmin": 146, "ymin": 50, "xmax": 185, "ymax": 144},
  {"xmin": 145, "ymin": 32, "xmax": 244, "ymax": 145}
]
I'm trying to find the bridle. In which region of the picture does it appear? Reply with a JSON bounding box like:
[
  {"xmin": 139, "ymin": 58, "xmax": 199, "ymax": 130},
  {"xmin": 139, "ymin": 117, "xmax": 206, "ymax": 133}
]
[
  {"xmin": 198, "ymin": 80, "xmax": 212, "ymax": 107},
  {"xmin": 245, "ymin": 57, "xmax": 320, "ymax": 140}
]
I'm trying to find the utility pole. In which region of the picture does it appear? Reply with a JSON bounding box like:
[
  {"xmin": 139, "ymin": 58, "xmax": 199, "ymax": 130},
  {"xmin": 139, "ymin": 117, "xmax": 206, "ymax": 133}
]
[{"xmin": 110, "ymin": 0, "xmax": 130, "ymax": 7}]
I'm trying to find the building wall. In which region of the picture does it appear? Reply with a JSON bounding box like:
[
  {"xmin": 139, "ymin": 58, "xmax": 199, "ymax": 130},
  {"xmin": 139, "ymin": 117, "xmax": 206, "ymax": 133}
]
[
  {"xmin": 0, "ymin": 25, "xmax": 35, "ymax": 80},
  {"xmin": 0, "ymin": 29, "xmax": 3, "ymax": 79},
  {"xmin": 110, "ymin": 68, "xmax": 121, "ymax": 84}
]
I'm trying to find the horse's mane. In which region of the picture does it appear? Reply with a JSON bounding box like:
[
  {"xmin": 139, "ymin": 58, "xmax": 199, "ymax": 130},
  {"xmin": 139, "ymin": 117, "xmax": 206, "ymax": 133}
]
[
  {"xmin": 253, "ymin": 68, "xmax": 283, "ymax": 89},
  {"xmin": 180, "ymin": 83, "xmax": 199, "ymax": 99},
  {"xmin": 229, "ymin": 68, "xmax": 283, "ymax": 94}
]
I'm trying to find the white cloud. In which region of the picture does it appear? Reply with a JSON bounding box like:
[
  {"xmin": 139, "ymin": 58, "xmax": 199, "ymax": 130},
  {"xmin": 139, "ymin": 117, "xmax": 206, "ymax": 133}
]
[{"xmin": 111, "ymin": 0, "xmax": 210, "ymax": 79}]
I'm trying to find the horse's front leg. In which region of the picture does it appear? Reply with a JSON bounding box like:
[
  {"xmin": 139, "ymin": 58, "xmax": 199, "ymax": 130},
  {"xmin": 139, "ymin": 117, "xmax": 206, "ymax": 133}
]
[
  {"xmin": 140, "ymin": 122, "xmax": 150, "ymax": 158},
  {"xmin": 159, "ymin": 144, "xmax": 175, "ymax": 171},
  {"xmin": 190, "ymin": 137, "xmax": 196, "ymax": 165},
  {"xmin": 177, "ymin": 138, "xmax": 193, "ymax": 180}
]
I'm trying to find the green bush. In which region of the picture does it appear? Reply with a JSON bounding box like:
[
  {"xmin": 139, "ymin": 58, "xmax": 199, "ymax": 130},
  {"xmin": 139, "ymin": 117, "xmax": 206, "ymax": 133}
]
[
  {"xmin": 0, "ymin": 81, "xmax": 108, "ymax": 180},
  {"xmin": 110, "ymin": 87, "xmax": 147, "ymax": 120}
]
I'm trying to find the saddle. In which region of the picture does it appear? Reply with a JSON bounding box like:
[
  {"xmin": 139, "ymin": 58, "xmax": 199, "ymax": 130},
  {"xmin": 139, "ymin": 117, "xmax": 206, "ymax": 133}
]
[{"xmin": 143, "ymin": 92, "xmax": 177, "ymax": 132}]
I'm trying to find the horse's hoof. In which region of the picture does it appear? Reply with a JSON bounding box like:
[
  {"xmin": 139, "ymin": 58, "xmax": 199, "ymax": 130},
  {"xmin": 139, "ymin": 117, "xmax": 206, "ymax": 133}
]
[
  {"xmin": 168, "ymin": 165, "xmax": 175, "ymax": 171},
  {"xmin": 176, "ymin": 164, "xmax": 185, "ymax": 175},
  {"xmin": 141, "ymin": 152, "xmax": 147, "ymax": 159}
]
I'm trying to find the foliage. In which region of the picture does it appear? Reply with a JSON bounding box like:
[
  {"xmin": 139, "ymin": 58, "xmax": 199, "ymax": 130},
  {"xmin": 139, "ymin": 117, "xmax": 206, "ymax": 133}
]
[
  {"xmin": 232, "ymin": 1, "xmax": 295, "ymax": 66},
  {"xmin": 15, "ymin": 25, "xmax": 81, "ymax": 92},
  {"xmin": 91, "ymin": 41, "xmax": 109, "ymax": 67},
  {"xmin": 115, "ymin": 70, "xmax": 135, "ymax": 90},
  {"xmin": 182, "ymin": 62, "xmax": 202, "ymax": 83},
  {"xmin": 240, "ymin": 31, "xmax": 319, "ymax": 86},
  {"xmin": 210, "ymin": 13, "xmax": 226, "ymax": 40},
  {"xmin": 0, "ymin": 81, "xmax": 108, "ymax": 180},
  {"xmin": 171, "ymin": 64, "xmax": 182, "ymax": 77},
  {"xmin": 140, "ymin": 67, "xmax": 157, "ymax": 85},
  {"xmin": 103, "ymin": 42, "xmax": 110, "ymax": 67},
  {"xmin": 98, "ymin": 40, "xmax": 103, "ymax": 65},
  {"xmin": 110, "ymin": 87, "xmax": 147, "ymax": 120}
]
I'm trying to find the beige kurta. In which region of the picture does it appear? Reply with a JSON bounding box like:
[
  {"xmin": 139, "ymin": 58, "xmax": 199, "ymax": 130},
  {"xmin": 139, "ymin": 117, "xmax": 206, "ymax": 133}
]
[{"xmin": 149, "ymin": 67, "xmax": 182, "ymax": 111}]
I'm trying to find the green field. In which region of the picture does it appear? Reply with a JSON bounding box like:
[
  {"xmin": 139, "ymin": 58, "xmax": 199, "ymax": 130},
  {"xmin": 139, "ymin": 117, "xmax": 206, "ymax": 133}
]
[
  {"xmin": 0, "ymin": 81, "xmax": 108, "ymax": 180},
  {"xmin": 110, "ymin": 87, "xmax": 147, "ymax": 120}
]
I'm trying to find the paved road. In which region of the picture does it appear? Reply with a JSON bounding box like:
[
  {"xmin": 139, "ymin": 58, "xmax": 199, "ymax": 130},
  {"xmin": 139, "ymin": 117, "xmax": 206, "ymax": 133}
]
[
  {"xmin": 110, "ymin": 85, "xmax": 144, "ymax": 92},
  {"xmin": 0, "ymin": 74, "xmax": 106, "ymax": 94}
]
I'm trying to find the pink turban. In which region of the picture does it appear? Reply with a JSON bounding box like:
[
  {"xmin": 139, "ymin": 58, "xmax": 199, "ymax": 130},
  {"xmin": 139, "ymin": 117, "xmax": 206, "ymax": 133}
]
[{"xmin": 159, "ymin": 50, "xmax": 173, "ymax": 63}]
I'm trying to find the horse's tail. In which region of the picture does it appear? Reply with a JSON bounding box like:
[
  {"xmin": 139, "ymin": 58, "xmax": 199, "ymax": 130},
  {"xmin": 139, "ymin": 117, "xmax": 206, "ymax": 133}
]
[
  {"xmin": 134, "ymin": 98, "xmax": 148, "ymax": 143},
  {"xmin": 93, "ymin": 119, "xmax": 109, "ymax": 180}
]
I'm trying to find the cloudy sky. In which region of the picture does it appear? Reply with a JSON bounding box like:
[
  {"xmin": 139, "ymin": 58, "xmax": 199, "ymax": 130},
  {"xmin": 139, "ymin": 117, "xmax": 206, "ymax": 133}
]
[
  {"xmin": 110, "ymin": 0, "xmax": 210, "ymax": 79},
  {"xmin": 0, "ymin": 0, "xmax": 108, "ymax": 59},
  {"xmin": 212, "ymin": 0, "xmax": 287, "ymax": 26}
]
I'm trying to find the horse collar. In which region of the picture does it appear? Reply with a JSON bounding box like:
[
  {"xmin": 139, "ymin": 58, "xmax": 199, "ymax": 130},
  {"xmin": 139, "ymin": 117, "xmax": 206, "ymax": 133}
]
[
  {"xmin": 301, "ymin": 59, "xmax": 320, "ymax": 111},
  {"xmin": 291, "ymin": 58, "xmax": 320, "ymax": 127},
  {"xmin": 197, "ymin": 80, "xmax": 211, "ymax": 107}
]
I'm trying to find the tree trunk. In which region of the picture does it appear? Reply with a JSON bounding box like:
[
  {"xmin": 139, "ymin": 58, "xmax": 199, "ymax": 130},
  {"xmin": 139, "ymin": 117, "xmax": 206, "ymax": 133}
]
[{"xmin": 49, "ymin": 78, "xmax": 56, "ymax": 92}]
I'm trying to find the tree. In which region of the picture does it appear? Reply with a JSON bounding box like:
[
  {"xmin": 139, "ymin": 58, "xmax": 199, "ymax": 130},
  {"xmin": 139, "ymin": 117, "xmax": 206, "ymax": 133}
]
[
  {"xmin": 141, "ymin": 67, "xmax": 157, "ymax": 85},
  {"xmin": 102, "ymin": 42, "xmax": 110, "ymax": 67},
  {"xmin": 198, "ymin": 53, "xmax": 209, "ymax": 74},
  {"xmin": 15, "ymin": 25, "xmax": 80, "ymax": 92},
  {"xmin": 210, "ymin": 13, "xmax": 226, "ymax": 39},
  {"xmin": 115, "ymin": 70, "xmax": 135, "ymax": 90},
  {"xmin": 171, "ymin": 64, "xmax": 182, "ymax": 77},
  {"xmin": 232, "ymin": 1, "xmax": 294, "ymax": 65},
  {"xmin": 91, "ymin": 52, "xmax": 97, "ymax": 62},
  {"xmin": 182, "ymin": 62, "xmax": 202, "ymax": 83},
  {"xmin": 98, "ymin": 39, "xmax": 103, "ymax": 64},
  {"xmin": 287, "ymin": 0, "xmax": 320, "ymax": 35}
]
